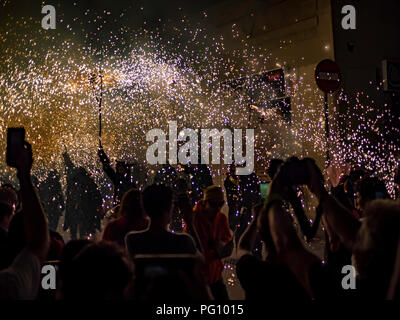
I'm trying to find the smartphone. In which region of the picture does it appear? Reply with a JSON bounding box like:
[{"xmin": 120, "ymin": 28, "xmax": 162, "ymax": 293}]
[
  {"xmin": 260, "ymin": 182, "xmax": 269, "ymax": 200},
  {"xmin": 6, "ymin": 127, "xmax": 25, "ymax": 167}
]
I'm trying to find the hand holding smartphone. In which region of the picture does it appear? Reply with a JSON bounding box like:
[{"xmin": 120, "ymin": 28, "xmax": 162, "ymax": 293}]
[
  {"xmin": 6, "ymin": 127, "xmax": 33, "ymax": 175},
  {"xmin": 6, "ymin": 127, "xmax": 25, "ymax": 168}
]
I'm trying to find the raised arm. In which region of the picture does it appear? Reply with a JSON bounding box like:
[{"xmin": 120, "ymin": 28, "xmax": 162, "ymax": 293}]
[
  {"xmin": 98, "ymin": 146, "xmax": 116, "ymax": 183},
  {"xmin": 260, "ymin": 162, "xmax": 323, "ymax": 297},
  {"xmin": 265, "ymin": 200, "xmax": 319, "ymax": 297},
  {"xmin": 306, "ymin": 161, "xmax": 361, "ymax": 252},
  {"xmin": 237, "ymin": 203, "xmax": 263, "ymax": 257},
  {"xmin": 16, "ymin": 142, "xmax": 49, "ymax": 263}
]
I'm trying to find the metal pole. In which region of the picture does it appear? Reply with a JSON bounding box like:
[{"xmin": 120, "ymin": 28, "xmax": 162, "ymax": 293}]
[
  {"xmin": 99, "ymin": 72, "xmax": 103, "ymax": 147},
  {"xmin": 324, "ymin": 92, "xmax": 330, "ymax": 166}
]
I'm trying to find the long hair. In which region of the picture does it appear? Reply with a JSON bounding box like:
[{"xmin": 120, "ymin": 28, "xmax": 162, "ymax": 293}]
[{"xmin": 118, "ymin": 189, "xmax": 145, "ymax": 223}]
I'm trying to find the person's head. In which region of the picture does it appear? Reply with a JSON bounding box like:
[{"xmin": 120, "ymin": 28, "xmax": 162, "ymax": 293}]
[
  {"xmin": 0, "ymin": 184, "xmax": 19, "ymax": 209},
  {"xmin": 0, "ymin": 184, "xmax": 18, "ymax": 229},
  {"xmin": 352, "ymin": 199, "xmax": 400, "ymax": 298},
  {"xmin": 267, "ymin": 159, "xmax": 284, "ymax": 180},
  {"xmin": 355, "ymin": 177, "xmax": 389, "ymax": 210},
  {"xmin": 62, "ymin": 241, "xmax": 133, "ymax": 300},
  {"xmin": 143, "ymin": 184, "xmax": 173, "ymax": 226},
  {"xmin": 203, "ymin": 186, "xmax": 225, "ymax": 217},
  {"xmin": 118, "ymin": 189, "xmax": 145, "ymax": 222},
  {"xmin": 47, "ymin": 230, "xmax": 65, "ymax": 261},
  {"xmin": 116, "ymin": 161, "xmax": 129, "ymax": 175}
]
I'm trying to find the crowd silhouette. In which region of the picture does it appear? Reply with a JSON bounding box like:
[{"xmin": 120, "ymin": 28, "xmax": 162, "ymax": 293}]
[{"xmin": 0, "ymin": 133, "xmax": 399, "ymax": 300}]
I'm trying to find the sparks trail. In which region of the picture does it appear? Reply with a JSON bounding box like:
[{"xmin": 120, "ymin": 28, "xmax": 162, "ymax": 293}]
[{"xmin": 0, "ymin": 5, "xmax": 398, "ymax": 196}]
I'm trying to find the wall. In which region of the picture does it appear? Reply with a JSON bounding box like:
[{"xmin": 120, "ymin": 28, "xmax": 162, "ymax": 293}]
[
  {"xmin": 188, "ymin": 0, "xmax": 336, "ymax": 179},
  {"xmin": 331, "ymin": 0, "xmax": 400, "ymax": 154}
]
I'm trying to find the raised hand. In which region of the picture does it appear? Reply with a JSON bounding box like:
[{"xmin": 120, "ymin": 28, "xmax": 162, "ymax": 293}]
[
  {"xmin": 305, "ymin": 159, "xmax": 326, "ymax": 199},
  {"xmin": 15, "ymin": 141, "xmax": 33, "ymax": 176}
]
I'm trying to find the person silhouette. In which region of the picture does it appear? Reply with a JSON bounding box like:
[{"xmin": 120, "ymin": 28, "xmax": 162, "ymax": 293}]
[
  {"xmin": 98, "ymin": 144, "xmax": 136, "ymax": 206},
  {"xmin": 36, "ymin": 169, "xmax": 64, "ymax": 231},
  {"xmin": 63, "ymin": 153, "xmax": 102, "ymax": 239}
]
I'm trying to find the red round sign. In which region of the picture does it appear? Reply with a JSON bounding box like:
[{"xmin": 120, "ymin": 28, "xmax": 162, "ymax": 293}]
[{"xmin": 315, "ymin": 59, "xmax": 341, "ymax": 93}]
